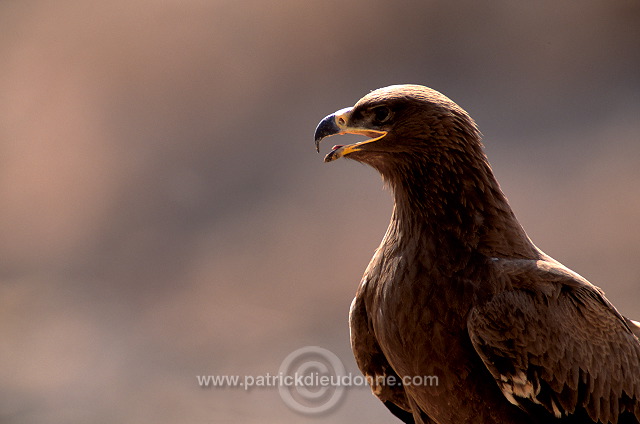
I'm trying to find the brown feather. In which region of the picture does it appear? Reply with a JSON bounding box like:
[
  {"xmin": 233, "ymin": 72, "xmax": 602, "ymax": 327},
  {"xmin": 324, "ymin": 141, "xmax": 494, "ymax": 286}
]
[{"xmin": 317, "ymin": 84, "xmax": 640, "ymax": 424}]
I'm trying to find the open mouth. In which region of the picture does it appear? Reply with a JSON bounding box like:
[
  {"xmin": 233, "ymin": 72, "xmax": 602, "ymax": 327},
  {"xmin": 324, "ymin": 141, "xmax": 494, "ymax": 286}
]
[
  {"xmin": 323, "ymin": 131, "xmax": 387, "ymax": 162},
  {"xmin": 314, "ymin": 107, "xmax": 387, "ymax": 162}
]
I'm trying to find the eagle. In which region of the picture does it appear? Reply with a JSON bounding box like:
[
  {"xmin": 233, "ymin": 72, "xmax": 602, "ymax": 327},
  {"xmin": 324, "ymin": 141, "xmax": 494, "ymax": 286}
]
[{"xmin": 314, "ymin": 85, "xmax": 640, "ymax": 424}]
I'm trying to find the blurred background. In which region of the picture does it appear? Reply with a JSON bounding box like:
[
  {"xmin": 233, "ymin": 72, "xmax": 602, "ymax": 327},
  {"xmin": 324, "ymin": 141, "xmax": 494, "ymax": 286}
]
[{"xmin": 1, "ymin": 1, "xmax": 639, "ymax": 423}]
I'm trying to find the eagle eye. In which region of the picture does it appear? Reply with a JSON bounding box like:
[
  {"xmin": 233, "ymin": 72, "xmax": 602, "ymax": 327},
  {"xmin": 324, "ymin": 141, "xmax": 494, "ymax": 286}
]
[{"xmin": 372, "ymin": 106, "xmax": 391, "ymax": 124}]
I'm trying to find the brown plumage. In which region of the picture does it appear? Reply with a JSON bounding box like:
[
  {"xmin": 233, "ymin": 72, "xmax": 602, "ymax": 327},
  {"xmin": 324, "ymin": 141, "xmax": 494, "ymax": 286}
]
[{"xmin": 314, "ymin": 85, "xmax": 640, "ymax": 424}]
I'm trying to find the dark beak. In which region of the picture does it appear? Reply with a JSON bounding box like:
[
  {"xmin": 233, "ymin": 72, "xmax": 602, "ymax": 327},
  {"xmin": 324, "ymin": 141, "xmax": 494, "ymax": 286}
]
[
  {"xmin": 314, "ymin": 107, "xmax": 352, "ymax": 152},
  {"xmin": 313, "ymin": 106, "xmax": 387, "ymax": 162}
]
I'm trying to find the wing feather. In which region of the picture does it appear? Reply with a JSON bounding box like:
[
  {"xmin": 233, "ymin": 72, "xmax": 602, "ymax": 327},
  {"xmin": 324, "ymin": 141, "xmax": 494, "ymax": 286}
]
[
  {"xmin": 468, "ymin": 259, "xmax": 640, "ymax": 423},
  {"xmin": 350, "ymin": 292, "xmax": 417, "ymax": 423}
]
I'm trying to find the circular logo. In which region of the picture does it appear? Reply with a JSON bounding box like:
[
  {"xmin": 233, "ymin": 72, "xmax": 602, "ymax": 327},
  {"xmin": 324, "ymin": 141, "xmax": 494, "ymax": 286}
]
[{"xmin": 278, "ymin": 346, "xmax": 347, "ymax": 415}]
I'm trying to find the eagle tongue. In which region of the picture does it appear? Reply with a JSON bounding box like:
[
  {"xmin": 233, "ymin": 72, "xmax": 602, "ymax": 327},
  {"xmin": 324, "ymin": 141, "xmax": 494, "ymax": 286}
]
[{"xmin": 324, "ymin": 145, "xmax": 345, "ymax": 163}]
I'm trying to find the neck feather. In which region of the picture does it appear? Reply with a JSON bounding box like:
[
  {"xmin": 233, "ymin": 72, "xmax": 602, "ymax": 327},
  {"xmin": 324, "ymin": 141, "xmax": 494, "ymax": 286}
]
[{"xmin": 380, "ymin": 146, "xmax": 539, "ymax": 261}]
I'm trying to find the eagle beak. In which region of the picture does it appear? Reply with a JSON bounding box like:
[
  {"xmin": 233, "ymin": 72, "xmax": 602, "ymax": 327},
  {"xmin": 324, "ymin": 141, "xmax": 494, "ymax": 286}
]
[{"xmin": 314, "ymin": 107, "xmax": 387, "ymax": 163}]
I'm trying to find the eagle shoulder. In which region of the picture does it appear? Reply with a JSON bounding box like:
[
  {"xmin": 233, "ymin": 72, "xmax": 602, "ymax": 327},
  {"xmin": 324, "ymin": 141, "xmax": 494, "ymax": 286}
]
[{"xmin": 468, "ymin": 258, "xmax": 640, "ymax": 423}]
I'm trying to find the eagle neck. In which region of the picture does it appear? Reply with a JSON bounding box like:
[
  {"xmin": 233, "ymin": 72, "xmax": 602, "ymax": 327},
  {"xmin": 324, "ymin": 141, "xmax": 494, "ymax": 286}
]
[{"xmin": 383, "ymin": 148, "xmax": 539, "ymax": 261}]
